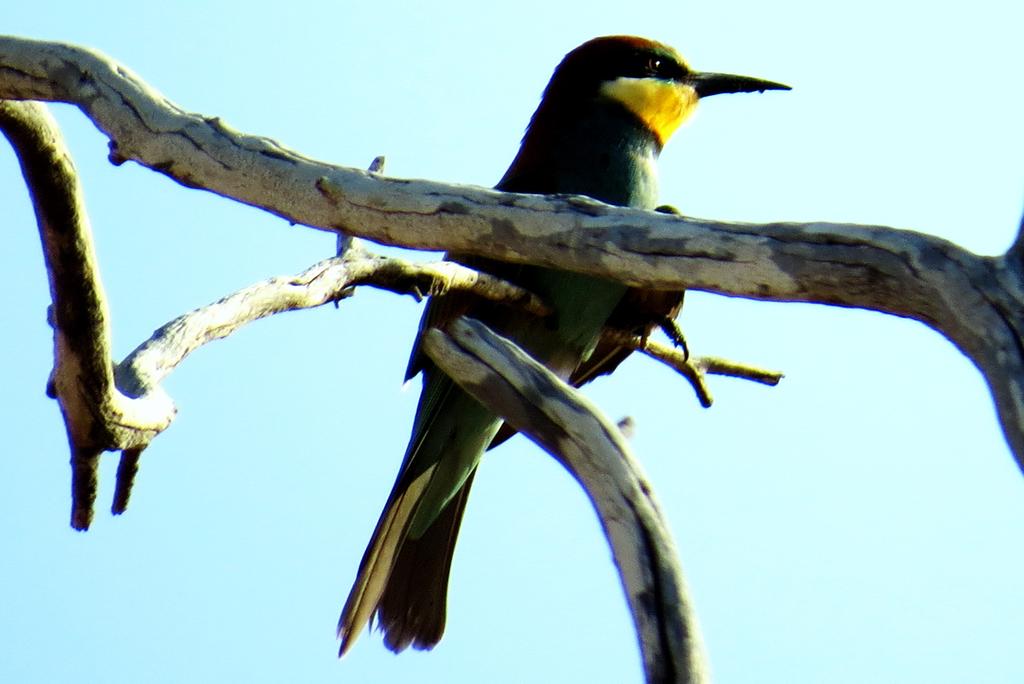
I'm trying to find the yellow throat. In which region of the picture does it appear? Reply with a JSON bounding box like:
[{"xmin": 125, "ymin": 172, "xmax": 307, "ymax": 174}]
[{"xmin": 600, "ymin": 77, "xmax": 699, "ymax": 146}]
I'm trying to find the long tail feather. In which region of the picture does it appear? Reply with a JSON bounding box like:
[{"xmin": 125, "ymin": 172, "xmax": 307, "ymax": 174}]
[
  {"xmin": 378, "ymin": 470, "xmax": 477, "ymax": 651},
  {"xmin": 337, "ymin": 464, "xmax": 436, "ymax": 656}
]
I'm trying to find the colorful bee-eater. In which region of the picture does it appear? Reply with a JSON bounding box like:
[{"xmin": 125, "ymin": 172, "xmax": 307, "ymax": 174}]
[{"xmin": 338, "ymin": 35, "xmax": 789, "ymax": 654}]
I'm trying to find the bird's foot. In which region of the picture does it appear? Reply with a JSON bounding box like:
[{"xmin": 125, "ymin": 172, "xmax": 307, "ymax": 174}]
[{"xmin": 658, "ymin": 316, "xmax": 689, "ymax": 362}]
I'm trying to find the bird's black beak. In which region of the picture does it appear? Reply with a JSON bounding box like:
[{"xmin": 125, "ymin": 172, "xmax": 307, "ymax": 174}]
[{"xmin": 689, "ymin": 72, "xmax": 791, "ymax": 98}]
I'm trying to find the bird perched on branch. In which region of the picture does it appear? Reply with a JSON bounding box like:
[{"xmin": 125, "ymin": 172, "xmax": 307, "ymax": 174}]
[{"xmin": 337, "ymin": 35, "xmax": 789, "ymax": 655}]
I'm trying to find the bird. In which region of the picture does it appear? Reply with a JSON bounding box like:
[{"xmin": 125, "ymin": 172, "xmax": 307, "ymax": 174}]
[{"xmin": 337, "ymin": 35, "xmax": 789, "ymax": 655}]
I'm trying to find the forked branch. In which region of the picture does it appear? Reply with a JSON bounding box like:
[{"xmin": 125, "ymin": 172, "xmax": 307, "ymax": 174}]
[{"xmin": 0, "ymin": 100, "xmax": 552, "ymax": 526}]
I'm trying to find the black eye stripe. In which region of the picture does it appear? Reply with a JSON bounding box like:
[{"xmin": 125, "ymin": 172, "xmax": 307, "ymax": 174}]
[
  {"xmin": 551, "ymin": 42, "xmax": 688, "ymax": 92},
  {"xmin": 632, "ymin": 52, "xmax": 683, "ymax": 80}
]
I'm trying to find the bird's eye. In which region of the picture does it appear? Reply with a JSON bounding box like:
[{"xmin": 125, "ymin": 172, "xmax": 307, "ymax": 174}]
[{"xmin": 646, "ymin": 57, "xmax": 662, "ymax": 76}]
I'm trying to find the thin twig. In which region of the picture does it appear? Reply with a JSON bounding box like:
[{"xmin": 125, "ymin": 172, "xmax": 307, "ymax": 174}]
[
  {"xmin": 337, "ymin": 156, "xmax": 385, "ymax": 257},
  {"xmin": 601, "ymin": 330, "xmax": 783, "ymax": 408}
]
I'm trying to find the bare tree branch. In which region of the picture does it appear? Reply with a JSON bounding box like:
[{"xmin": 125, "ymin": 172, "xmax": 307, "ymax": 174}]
[
  {"xmin": 0, "ymin": 99, "xmax": 172, "ymax": 529},
  {"xmin": 3, "ymin": 37, "xmax": 1022, "ymax": 474},
  {"xmin": 0, "ymin": 97, "xmax": 552, "ymax": 525},
  {"xmin": 422, "ymin": 317, "xmax": 709, "ymax": 684},
  {"xmin": 117, "ymin": 250, "xmax": 551, "ymax": 397}
]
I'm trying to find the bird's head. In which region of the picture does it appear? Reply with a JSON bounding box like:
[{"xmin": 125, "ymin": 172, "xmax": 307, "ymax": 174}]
[{"xmin": 537, "ymin": 35, "xmax": 790, "ymax": 148}]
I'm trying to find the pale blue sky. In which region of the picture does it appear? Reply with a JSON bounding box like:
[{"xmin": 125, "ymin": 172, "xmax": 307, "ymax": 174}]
[{"xmin": 2, "ymin": 2, "xmax": 1023, "ymax": 682}]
